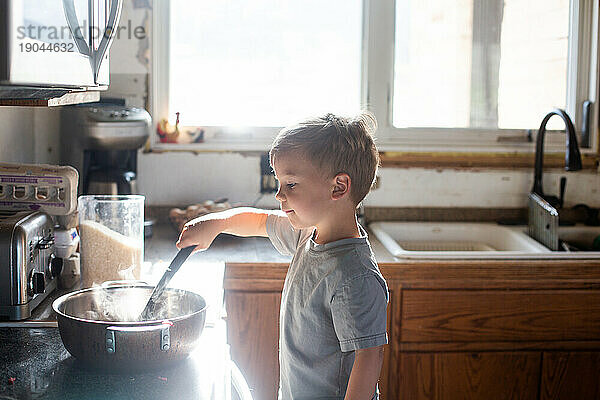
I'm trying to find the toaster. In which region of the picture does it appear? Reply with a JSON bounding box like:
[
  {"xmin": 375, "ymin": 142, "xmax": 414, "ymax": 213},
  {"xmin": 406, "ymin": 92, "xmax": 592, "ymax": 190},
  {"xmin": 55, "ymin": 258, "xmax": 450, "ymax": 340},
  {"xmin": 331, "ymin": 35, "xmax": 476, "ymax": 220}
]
[{"xmin": 0, "ymin": 211, "xmax": 62, "ymax": 320}]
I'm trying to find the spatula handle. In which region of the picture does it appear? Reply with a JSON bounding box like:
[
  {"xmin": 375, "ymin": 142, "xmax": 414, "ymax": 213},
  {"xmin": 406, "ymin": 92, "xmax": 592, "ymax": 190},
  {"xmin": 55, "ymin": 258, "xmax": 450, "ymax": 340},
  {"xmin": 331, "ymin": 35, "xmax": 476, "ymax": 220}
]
[{"xmin": 140, "ymin": 245, "xmax": 195, "ymax": 320}]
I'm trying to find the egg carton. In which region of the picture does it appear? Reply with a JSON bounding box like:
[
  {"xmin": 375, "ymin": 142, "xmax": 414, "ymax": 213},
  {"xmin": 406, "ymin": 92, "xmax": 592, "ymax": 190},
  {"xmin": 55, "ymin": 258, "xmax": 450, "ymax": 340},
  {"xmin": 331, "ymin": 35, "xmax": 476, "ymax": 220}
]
[
  {"xmin": 169, "ymin": 199, "xmax": 231, "ymax": 232},
  {"xmin": 0, "ymin": 163, "xmax": 78, "ymax": 215}
]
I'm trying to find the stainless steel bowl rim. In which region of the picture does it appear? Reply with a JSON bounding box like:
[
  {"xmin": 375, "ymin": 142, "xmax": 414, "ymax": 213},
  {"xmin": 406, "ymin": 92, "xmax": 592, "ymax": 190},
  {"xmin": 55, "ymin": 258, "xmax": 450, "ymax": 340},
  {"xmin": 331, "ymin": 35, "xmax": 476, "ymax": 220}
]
[
  {"xmin": 52, "ymin": 285, "xmax": 208, "ymax": 325},
  {"xmin": 77, "ymin": 194, "xmax": 145, "ymax": 202}
]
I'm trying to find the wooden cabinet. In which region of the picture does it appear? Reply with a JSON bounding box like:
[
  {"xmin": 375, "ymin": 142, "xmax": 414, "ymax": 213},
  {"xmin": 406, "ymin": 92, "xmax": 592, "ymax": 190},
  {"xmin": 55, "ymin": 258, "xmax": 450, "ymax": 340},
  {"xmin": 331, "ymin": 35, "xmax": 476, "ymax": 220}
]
[
  {"xmin": 225, "ymin": 260, "xmax": 600, "ymax": 400},
  {"xmin": 399, "ymin": 290, "xmax": 600, "ymax": 343},
  {"xmin": 395, "ymin": 352, "xmax": 541, "ymax": 400},
  {"xmin": 226, "ymin": 291, "xmax": 281, "ymax": 400},
  {"xmin": 378, "ymin": 260, "xmax": 600, "ymax": 400},
  {"xmin": 224, "ymin": 263, "xmax": 287, "ymax": 400},
  {"xmin": 540, "ymin": 352, "xmax": 600, "ymax": 400}
]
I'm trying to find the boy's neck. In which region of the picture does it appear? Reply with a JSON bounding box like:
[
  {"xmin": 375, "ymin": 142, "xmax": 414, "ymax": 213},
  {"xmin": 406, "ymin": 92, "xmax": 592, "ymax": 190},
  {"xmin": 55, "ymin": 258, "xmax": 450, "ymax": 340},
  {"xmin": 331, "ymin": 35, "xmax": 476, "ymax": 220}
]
[{"xmin": 313, "ymin": 215, "xmax": 361, "ymax": 245}]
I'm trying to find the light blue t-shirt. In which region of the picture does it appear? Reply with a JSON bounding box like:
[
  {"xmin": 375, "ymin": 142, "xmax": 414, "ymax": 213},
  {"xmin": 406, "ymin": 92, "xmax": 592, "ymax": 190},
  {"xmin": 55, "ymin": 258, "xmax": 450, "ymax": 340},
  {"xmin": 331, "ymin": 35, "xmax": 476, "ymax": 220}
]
[{"xmin": 266, "ymin": 213, "xmax": 389, "ymax": 400}]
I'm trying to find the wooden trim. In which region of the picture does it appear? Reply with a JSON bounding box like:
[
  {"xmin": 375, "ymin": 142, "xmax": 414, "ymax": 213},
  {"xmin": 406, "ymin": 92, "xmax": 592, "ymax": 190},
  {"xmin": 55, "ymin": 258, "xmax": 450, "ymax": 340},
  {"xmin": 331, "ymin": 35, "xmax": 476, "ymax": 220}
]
[
  {"xmin": 224, "ymin": 261, "xmax": 600, "ymax": 290},
  {"xmin": 224, "ymin": 263, "xmax": 288, "ymax": 291},
  {"xmin": 225, "ymin": 262, "xmax": 288, "ymax": 278},
  {"xmin": 379, "ymin": 260, "xmax": 600, "ymax": 289},
  {"xmin": 379, "ymin": 151, "xmax": 600, "ymax": 169},
  {"xmin": 224, "ymin": 280, "xmax": 285, "ymax": 291}
]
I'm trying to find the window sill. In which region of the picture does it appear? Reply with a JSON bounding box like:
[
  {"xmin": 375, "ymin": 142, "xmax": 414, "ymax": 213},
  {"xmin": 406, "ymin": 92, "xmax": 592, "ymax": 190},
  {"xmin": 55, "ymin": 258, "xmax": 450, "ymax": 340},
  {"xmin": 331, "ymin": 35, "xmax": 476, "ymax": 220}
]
[
  {"xmin": 147, "ymin": 139, "xmax": 599, "ymax": 171},
  {"xmin": 148, "ymin": 139, "xmax": 273, "ymax": 153}
]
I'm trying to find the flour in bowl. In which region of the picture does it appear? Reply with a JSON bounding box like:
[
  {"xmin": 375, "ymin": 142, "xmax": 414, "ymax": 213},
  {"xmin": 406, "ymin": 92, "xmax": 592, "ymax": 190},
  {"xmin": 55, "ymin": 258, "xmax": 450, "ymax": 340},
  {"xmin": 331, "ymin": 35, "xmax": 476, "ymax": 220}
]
[{"xmin": 79, "ymin": 220, "xmax": 143, "ymax": 287}]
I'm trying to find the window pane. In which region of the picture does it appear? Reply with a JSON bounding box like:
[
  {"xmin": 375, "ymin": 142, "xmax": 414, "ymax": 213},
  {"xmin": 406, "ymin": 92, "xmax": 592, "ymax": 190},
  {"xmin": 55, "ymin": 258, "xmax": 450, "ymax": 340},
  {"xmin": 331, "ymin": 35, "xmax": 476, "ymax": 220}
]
[
  {"xmin": 169, "ymin": 0, "xmax": 362, "ymax": 127},
  {"xmin": 393, "ymin": 0, "xmax": 570, "ymax": 130}
]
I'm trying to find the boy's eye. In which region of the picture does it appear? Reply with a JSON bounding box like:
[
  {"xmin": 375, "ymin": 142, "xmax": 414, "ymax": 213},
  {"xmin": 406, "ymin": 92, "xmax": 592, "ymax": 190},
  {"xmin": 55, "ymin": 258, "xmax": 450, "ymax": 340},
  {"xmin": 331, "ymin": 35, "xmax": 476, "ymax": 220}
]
[{"xmin": 286, "ymin": 183, "xmax": 296, "ymax": 189}]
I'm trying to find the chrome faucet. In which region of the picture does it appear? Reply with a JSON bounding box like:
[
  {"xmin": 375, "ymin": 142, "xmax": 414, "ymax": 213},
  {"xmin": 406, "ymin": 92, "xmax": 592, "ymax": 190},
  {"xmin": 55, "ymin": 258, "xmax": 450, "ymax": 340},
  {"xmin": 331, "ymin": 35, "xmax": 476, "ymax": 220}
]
[{"xmin": 532, "ymin": 109, "xmax": 582, "ymax": 209}]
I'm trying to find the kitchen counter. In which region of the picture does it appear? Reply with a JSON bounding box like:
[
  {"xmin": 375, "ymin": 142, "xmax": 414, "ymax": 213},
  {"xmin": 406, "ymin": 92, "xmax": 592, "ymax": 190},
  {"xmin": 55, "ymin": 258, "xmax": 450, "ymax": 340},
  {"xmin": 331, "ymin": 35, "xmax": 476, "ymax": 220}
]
[
  {"xmin": 0, "ymin": 223, "xmax": 248, "ymax": 400},
  {"xmin": 146, "ymin": 222, "xmax": 395, "ymax": 263},
  {"xmin": 0, "ymin": 222, "xmax": 389, "ymax": 400},
  {"xmin": 7, "ymin": 222, "xmax": 288, "ymax": 324},
  {"xmin": 146, "ymin": 223, "xmax": 293, "ymax": 264},
  {"xmin": 0, "ymin": 322, "xmax": 231, "ymax": 400}
]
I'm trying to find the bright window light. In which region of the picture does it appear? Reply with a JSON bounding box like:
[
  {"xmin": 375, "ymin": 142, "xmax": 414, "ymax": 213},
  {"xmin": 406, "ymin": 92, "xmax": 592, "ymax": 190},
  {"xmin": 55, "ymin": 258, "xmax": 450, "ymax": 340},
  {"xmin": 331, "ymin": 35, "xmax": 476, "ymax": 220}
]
[
  {"xmin": 393, "ymin": 0, "xmax": 569, "ymax": 130},
  {"xmin": 169, "ymin": 0, "xmax": 363, "ymax": 127}
]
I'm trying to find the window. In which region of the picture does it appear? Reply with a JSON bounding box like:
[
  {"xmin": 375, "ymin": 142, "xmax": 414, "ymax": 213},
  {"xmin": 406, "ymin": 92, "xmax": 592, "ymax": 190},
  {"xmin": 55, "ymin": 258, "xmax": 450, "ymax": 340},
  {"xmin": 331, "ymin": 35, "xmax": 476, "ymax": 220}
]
[
  {"xmin": 393, "ymin": 0, "xmax": 570, "ymax": 130},
  {"xmin": 153, "ymin": 0, "xmax": 598, "ymax": 151},
  {"xmin": 166, "ymin": 0, "xmax": 363, "ymax": 128}
]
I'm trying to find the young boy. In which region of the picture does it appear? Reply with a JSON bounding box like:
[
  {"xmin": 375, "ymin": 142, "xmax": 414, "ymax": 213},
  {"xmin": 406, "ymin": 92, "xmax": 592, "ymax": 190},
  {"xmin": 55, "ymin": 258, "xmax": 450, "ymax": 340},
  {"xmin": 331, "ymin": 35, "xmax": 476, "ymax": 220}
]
[{"xmin": 177, "ymin": 113, "xmax": 388, "ymax": 399}]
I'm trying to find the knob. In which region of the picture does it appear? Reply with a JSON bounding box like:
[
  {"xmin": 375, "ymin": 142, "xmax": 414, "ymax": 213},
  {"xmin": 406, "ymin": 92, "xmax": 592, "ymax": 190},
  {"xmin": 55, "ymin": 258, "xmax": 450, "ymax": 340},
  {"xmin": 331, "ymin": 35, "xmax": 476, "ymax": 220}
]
[
  {"xmin": 48, "ymin": 254, "xmax": 63, "ymax": 278},
  {"xmin": 29, "ymin": 272, "xmax": 45, "ymax": 296},
  {"xmin": 37, "ymin": 236, "xmax": 54, "ymax": 250}
]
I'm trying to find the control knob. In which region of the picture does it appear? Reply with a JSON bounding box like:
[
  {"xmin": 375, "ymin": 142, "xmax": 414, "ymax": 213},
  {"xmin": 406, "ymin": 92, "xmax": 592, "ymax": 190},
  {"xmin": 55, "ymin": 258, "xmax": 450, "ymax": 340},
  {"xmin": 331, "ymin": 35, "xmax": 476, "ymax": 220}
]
[
  {"xmin": 28, "ymin": 271, "xmax": 45, "ymax": 296},
  {"xmin": 48, "ymin": 254, "xmax": 63, "ymax": 278},
  {"xmin": 37, "ymin": 236, "xmax": 54, "ymax": 250}
]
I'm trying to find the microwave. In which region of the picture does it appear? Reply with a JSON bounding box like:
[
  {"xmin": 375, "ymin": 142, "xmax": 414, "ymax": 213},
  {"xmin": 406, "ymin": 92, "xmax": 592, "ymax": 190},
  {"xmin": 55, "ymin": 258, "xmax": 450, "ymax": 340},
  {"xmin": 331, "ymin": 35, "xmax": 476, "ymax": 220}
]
[{"xmin": 0, "ymin": 0, "xmax": 122, "ymax": 94}]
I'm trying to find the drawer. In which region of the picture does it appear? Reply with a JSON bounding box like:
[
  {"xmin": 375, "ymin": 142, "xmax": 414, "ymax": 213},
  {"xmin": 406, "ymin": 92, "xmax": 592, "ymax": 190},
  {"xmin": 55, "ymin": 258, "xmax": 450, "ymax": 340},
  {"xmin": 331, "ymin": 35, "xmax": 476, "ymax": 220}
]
[{"xmin": 400, "ymin": 290, "xmax": 600, "ymax": 342}]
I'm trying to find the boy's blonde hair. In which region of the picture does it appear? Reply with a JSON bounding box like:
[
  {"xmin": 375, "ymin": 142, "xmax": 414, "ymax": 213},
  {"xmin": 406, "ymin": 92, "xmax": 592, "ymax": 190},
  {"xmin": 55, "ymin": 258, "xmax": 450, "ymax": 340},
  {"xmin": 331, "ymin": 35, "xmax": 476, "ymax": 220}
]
[{"xmin": 270, "ymin": 112, "xmax": 379, "ymax": 205}]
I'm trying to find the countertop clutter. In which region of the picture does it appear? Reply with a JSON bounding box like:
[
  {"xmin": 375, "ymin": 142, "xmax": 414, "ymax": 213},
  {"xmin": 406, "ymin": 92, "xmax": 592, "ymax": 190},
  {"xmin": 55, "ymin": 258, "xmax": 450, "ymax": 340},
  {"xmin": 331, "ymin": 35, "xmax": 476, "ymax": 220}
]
[{"xmin": 0, "ymin": 223, "xmax": 242, "ymax": 400}]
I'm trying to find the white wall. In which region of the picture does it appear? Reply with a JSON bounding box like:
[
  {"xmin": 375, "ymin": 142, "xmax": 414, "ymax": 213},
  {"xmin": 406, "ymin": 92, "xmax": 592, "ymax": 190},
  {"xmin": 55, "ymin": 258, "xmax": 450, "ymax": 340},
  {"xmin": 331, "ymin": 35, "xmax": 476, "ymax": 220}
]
[
  {"xmin": 368, "ymin": 168, "xmax": 600, "ymax": 208},
  {"xmin": 0, "ymin": 107, "xmax": 35, "ymax": 163},
  {"xmin": 0, "ymin": 106, "xmax": 61, "ymax": 165},
  {"xmin": 138, "ymin": 152, "xmax": 600, "ymax": 208},
  {"xmin": 81, "ymin": 2, "xmax": 600, "ymax": 208},
  {"xmin": 33, "ymin": 108, "xmax": 61, "ymax": 164}
]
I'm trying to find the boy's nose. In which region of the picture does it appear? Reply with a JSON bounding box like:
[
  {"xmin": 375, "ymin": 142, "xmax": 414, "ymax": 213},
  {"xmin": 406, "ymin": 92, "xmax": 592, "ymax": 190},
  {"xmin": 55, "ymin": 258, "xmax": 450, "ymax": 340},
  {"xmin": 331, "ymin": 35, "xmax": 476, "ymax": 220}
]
[{"xmin": 275, "ymin": 188, "xmax": 284, "ymax": 202}]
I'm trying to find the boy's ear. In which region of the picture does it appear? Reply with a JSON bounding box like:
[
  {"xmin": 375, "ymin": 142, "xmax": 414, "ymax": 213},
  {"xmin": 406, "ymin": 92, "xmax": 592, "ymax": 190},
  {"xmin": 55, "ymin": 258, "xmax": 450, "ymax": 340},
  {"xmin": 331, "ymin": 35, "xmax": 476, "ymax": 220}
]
[{"xmin": 331, "ymin": 173, "xmax": 351, "ymax": 200}]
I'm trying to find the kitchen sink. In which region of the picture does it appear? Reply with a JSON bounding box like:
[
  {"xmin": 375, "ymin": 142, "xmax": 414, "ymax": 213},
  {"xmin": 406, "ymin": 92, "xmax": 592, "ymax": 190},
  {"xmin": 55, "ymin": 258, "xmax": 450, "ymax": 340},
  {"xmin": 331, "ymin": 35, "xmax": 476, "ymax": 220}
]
[
  {"xmin": 370, "ymin": 222, "xmax": 550, "ymax": 259},
  {"xmin": 370, "ymin": 222, "xmax": 600, "ymax": 259},
  {"xmin": 556, "ymin": 225, "xmax": 600, "ymax": 252}
]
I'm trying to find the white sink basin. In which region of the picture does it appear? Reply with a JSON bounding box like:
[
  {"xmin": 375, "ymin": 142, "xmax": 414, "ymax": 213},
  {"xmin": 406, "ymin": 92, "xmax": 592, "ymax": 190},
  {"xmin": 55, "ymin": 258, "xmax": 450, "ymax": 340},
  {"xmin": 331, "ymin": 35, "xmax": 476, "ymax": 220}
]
[
  {"xmin": 370, "ymin": 222, "xmax": 600, "ymax": 259},
  {"xmin": 370, "ymin": 222, "xmax": 551, "ymax": 259},
  {"xmin": 557, "ymin": 226, "xmax": 600, "ymax": 252}
]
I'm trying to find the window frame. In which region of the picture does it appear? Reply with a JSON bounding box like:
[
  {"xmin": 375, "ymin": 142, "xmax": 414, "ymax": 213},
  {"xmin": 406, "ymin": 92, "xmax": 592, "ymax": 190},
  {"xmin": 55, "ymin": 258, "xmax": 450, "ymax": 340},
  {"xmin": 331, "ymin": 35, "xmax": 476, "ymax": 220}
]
[{"xmin": 151, "ymin": 0, "xmax": 600, "ymax": 155}]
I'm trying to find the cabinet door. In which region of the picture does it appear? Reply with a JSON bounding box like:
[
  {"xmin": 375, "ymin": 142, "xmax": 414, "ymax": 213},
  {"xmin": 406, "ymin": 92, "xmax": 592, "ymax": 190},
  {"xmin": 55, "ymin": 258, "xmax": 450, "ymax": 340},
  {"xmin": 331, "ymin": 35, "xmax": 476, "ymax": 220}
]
[
  {"xmin": 400, "ymin": 290, "xmax": 600, "ymax": 343},
  {"xmin": 226, "ymin": 291, "xmax": 281, "ymax": 400},
  {"xmin": 540, "ymin": 352, "xmax": 600, "ymax": 400},
  {"xmin": 395, "ymin": 352, "xmax": 540, "ymax": 400}
]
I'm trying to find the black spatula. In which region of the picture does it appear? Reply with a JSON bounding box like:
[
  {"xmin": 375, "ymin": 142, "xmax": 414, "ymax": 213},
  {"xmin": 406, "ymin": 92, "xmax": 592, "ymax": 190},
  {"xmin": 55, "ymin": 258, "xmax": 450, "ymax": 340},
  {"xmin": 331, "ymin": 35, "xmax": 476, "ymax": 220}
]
[{"xmin": 139, "ymin": 245, "xmax": 196, "ymax": 320}]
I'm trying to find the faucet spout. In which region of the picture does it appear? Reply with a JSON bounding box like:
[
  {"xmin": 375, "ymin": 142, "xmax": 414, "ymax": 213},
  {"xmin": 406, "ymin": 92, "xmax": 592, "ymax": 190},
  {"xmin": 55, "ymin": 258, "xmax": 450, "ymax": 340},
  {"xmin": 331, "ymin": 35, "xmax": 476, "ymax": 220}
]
[{"xmin": 532, "ymin": 109, "xmax": 582, "ymax": 205}]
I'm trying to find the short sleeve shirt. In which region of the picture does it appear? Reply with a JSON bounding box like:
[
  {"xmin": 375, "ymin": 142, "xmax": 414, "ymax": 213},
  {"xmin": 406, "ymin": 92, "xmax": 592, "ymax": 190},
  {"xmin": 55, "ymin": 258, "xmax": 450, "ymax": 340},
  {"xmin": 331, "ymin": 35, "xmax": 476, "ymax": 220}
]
[{"xmin": 266, "ymin": 213, "xmax": 389, "ymax": 399}]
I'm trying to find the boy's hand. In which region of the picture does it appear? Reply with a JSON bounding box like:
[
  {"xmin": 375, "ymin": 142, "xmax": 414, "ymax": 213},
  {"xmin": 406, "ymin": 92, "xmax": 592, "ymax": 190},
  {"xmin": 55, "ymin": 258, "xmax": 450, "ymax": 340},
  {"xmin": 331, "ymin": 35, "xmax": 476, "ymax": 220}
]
[
  {"xmin": 176, "ymin": 207, "xmax": 270, "ymax": 251},
  {"xmin": 176, "ymin": 217, "xmax": 224, "ymax": 252}
]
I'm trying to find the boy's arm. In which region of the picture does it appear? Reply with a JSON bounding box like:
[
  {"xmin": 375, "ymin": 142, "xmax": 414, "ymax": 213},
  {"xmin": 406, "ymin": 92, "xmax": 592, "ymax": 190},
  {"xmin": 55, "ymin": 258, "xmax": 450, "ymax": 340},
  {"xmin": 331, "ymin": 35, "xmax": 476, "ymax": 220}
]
[
  {"xmin": 344, "ymin": 345, "xmax": 384, "ymax": 400},
  {"xmin": 176, "ymin": 207, "xmax": 274, "ymax": 251}
]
